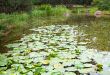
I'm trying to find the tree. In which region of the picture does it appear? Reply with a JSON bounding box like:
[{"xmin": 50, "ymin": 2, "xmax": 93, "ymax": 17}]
[
  {"xmin": 32, "ymin": 0, "xmax": 93, "ymax": 5},
  {"xmin": 93, "ymin": 0, "xmax": 110, "ymax": 10},
  {"xmin": 0, "ymin": 0, "xmax": 32, "ymax": 13}
]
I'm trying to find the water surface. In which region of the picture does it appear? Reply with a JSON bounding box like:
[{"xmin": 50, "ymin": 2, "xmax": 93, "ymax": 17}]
[
  {"xmin": 63, "ymin": 15, "xmax": 110, "ymax": 51},
  {"xmin": 0, "ymin": 15, "xmax": 110, "ymax": 52}
]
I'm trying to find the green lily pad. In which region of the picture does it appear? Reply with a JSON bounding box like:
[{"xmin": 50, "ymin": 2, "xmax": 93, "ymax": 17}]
[
  {"xmin": 51, "ymin": 71, "xmax": 62, "ymax": 75},
  {"xmin": 64, "ymin": 72, "xmax": 76, "ymax": 75},
  {"xmin": 0, "ymin": 54, "xmax": 8, "ymax": 66}
]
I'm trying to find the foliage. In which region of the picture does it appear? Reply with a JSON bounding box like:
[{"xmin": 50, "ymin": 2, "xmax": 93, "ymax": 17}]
[
  {"xmin": 0, "ymin": 5, "xmax": 69, "ymax": 25},
  {"xmin": 0, "ymin": 24, "xmax": 6, "ymax": 31},
  {"xmin": 33, "ymin": 0, "xmax": 93, "ymax": 5},
  {"xmin": 32, "ymin": 4, "xmax": 52, "ymax": 17},
  {"xmin": 51, "ymin": 72, "xmax": 62, "ymax": 75},
  {"xmin": 46, "ymin": 53, "xmax": 58, "ymax": 60},
  {"xmin": 72, "ymin": 0, "xmax": 93, "ymax": 5},
  {"xmin": 98, "ymin": 1, "xmax": 110, "ymax": 10},
  {"xmin": 0, "ymin": 24, "xmax": 7, "ymax": 39},
  {"xmin": 93, "ymin": 0, "xmax": 110, "ymax": 10},
  {"xmin": 93, "ymin": 0, "xmax": 103, "ymax": 5},
  {"xmin": 51, "ymin": 5, "xmax": 70, "ymax": 16},
  {"xmin": 32, "ymin": 0, "xmax": 41, "ymax": 5},
  {"xmin": 96, "ymin": 64, "xmax": 103, "ymax": 71},
  {"xmin": 32, "ymin": 5, "xmax": 70, "ymax": 17},
  {"xmin": 38, "ymin": 4, "xmax": 52, "ymax": 10},
  {"xmin": 0, "ymin": 0, "xmax": 94, "ymax": 13},
  {"xmin": 0, "ymin": 0, "xmax": 32, "ymax": 13}
]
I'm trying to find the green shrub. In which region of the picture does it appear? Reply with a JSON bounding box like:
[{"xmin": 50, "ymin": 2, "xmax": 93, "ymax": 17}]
[
  {"xmin": 51, "ymin": 5, "xmax": 70, "ymax": 16},
  {"xmin": 3, "ymin": 13, "xmax": 28, "ymax": 25},
  {"xmin": 98, "ymin": 2, "xmax": 110, "ymax": 10},
  {"xmin": 0, "ymin": 24, "xmax": 6, "ymax": 30},
  {"xmin": 0, "ymin": 5, "xmax": 70, "ymax": 27},
  {"xmin": 0, "ymin": 24, "xmax": 6, "ymax": 39},
  {"xmin": 37, "ymin": 4, "xmax": 53, "ymax": 16},
  {"xmin": 94, "ymin": 0, "xmax": 110, "ymax": 10},
  {"xmin": 32, "ymin": 5, "xmax": 70, "ymax": 17},
  {"xmin": 0, "ymin": 13, "xmax": 10, "ymax": 20},
  {"xmin": 32, "ymin": 10, "xmax": 47, "ymax": 17},
  {"xmin": 32, "ymin": 0, "xmax": 42, "ymax": 5},
  {"xmin": 0, "ymin": 0, "xmax": 32, "ymax": 13},
  {"xmin": 37, "ymin": 4, "xmax": 52, "ymax": 10},
  {"xmin": 11, "ymin": 13, "xmax": 29, "ymax": 22}
]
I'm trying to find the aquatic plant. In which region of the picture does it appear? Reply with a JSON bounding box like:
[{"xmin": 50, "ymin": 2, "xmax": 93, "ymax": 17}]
[{"xmin": 1, "ymin": 25, "xmax": 110, "ymax": 75}]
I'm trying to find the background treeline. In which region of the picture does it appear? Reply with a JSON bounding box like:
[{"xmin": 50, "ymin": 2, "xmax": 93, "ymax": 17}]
[
  {"xmin": 0, "ymin": 0, "xmax": 32, "ymax": 13},
  {"xmin": 94, "ymin": 0, "xmax": 110, "ymax": 10},
  {"xmin": 0, "ymin": 0, "xmax": 110, "ymax": 13},
  {"xmin": 32, "ymin": 0, "xmax": 93, "ymax": 5},
  {"xmin": 0, "ymin": 0, "xmax": 93, "ymax": 13}
]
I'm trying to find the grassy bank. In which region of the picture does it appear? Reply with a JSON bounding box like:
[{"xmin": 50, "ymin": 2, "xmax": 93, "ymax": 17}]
[
  {"xmin": 71, "ymin": 6, "xmax": 110, "ymax": 16},
  {"xmin": 0, "ymin": 5, "xmax": 70, "ymax": 28},
  {"xmin": 0, "ymin": 5, "xmax": 71, "ymax": 52}
]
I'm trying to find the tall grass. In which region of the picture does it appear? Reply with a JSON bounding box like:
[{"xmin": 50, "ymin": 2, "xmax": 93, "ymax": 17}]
[
  {"xmin": 0, "ymin": 5, "xmax": 70, "ymax": 51},
  {"xmin": 32, "ymin": 5, "xmax": 70, "ymax": 17},
  {"xmin": 72, "ymin": 7, "xmax": 98, "ymax": 15},
  {"xmin": 51, "ymin": 5, "xmax": 70, "ymax": 16},
  {"xmin": 0, "ymin": 5, "xmax": 70, "ymax": 25}
]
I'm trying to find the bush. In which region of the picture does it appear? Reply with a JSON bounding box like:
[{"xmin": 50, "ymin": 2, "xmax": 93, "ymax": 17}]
[
  {"xmin": 32, "ymin": 10, "xmax": 47, "ymax": 17},
  {"xmin": 0, "ymin": 0, "xmax": 32, "ymax": 13},
  {"xmin": 33, "ymin": 0, "xmax": 93, "ymax": 5},
  {"xmin": 98, "ymin": 2, "xmax": 110, "ymax": 10},
  {"xmin": 7, "ymin": 13, "xmax": 29, "ymax": 25},
  {"xmin": 93, "ymin": 0, "xmax": 110, "ymax": 10},
  {"xmin": 37, "ymin": 4, "xmax": 52, "ymax": 10},
  {"xmin": 0, "ymin": 25, "xmax": 5, "ymax": 30},
  {"xmin": 32, "ymin": 0, "xmax": 42, "ymax": 5},
  {"xmin": 51, "ymin": 5, "xmax": 70, "ymax": 16},
  {"xmin": 0, "ymin": 24, "xmax": 6, "ymax": 39},
  {"xmin": 0, "ymin": 5, "xmax": 70, "ymax": 26},
  {"xmin": 32, "ymin": 5, "xmax": 70, "ymax": 17}
]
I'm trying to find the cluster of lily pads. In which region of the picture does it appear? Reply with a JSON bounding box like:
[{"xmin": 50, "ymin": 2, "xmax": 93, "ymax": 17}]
[{"xmin": 0, "ymin": 25, "xmax": 110, "ymax": 75}]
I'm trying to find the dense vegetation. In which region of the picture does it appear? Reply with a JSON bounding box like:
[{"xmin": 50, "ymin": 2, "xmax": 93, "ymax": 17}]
[
  {"xmin": 93, "ymin": 0, "xmax": 110, "ymax": 10},
  {"xmin": 32, "ymin": 0, "xmax": 93, "ymax": 5},
  {"xmin": 0, "ymin": 0, "xmax": 110, "ymax": 75},
  {"xmin": 0, "ymin": 0, "xmax": 110, "ymax": 13},
  {"xmin": 0, "ymin": 0, "xmax": 93, "ymax": 13},
  {"xmin": 0, "ymin": 0, "xmax": 32, "ymax": 13}
]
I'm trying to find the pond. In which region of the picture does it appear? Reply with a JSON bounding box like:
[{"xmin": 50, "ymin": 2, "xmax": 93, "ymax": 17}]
[
  {"xmin": 1, "ymin": 25, "xmax": 110, "ymax": 75},
  {"xmin": 0, "ymin": 15, "xmax": 110, "ymax": 75},
  {"xmin": 0, "ymin": 15, "xmax": 110, "ymax": 53},
  {"xmin": 63, "ymin": 15, "xmax": 110, "ymax": 51}
]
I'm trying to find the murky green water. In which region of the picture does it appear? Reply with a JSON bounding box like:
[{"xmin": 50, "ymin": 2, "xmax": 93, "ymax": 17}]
[
  {"xmin": 0, "ymin": 15, "xmax": 110, "ymax": 52},
  {"xmin": 63, "ymin": 15, "xmax": 110, "ymax": 51}
]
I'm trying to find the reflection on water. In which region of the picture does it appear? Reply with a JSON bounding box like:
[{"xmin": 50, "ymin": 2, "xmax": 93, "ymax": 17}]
[
  {"xmin": 0, "ymin": 15, "xmax": 110, "ymax": 52},
  {"xmin": 78, "ymin": 22, "xmax": 110, "ymax": 51},
  {"xmin": 63, "ymin": 15, "xmax": 110, "ymax": 51}
]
